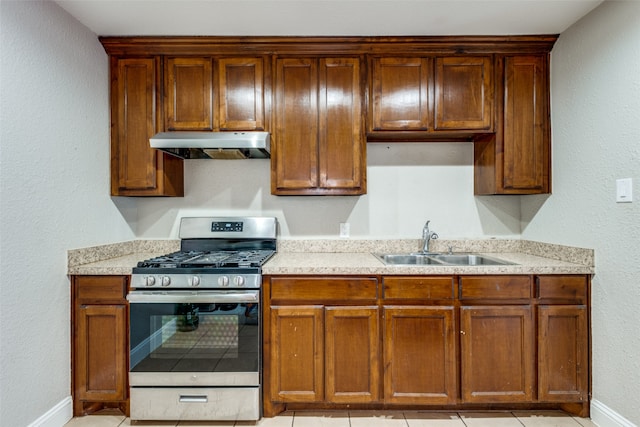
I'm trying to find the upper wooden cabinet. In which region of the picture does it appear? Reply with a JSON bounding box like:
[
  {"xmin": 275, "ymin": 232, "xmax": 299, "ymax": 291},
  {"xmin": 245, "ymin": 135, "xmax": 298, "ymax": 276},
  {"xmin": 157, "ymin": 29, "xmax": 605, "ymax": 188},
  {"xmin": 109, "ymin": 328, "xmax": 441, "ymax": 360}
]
[
  {"xmin": 218, "ymin": 57, "xmax": 265, "ymax": 130},
  {"xmin": 164, "ymin": 56, "xmax": 265, "ymax": 131},
  {"xmin": 165, "ymin": 57, "xmax": 213, "ymax": 131},
  {"xmin": 110, "ymin": 57, "xmax": 183, "ymax": 196},
  {"xmin": 435, "ymin": 56, "xmax": 493, "ymax": 131},
  {"xmin": 474, "ymin": 54, "xmax": 551, "ymax": 194},
  {"xmin": 370, "ymin": 57, "xmax": 432, "ymax": 131},
  {"xmin": 369, "ymin": 55, "xmax": 493, "ymax": 134},
  {"xmin": 272, "ymin": 57, "xmax": 366, "ymax": 195},
  {"xmin": 101, "ymin": 36, "xmax": 556, "ymax": 197}
]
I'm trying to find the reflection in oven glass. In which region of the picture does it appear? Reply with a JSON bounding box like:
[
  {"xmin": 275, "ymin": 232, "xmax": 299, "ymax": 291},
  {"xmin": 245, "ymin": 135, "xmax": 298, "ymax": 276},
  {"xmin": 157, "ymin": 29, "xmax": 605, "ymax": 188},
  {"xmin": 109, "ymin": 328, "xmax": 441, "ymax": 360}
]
[{"xmin": 130, "ymin": 303, "xmax": 259, "ymax": 373}]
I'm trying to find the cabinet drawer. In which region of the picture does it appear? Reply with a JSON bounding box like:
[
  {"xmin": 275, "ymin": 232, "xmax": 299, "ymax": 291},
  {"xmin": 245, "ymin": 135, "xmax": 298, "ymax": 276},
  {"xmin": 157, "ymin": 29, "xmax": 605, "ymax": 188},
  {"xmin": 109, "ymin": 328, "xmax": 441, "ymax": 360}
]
[
  {"xmin": 270, "ymin": 277, "xmax": 377, "ymax": 303},
  {"xmin": 383, "ymin": 276, "xmax": 453, "ymax": 300},
  {"xmin": 74, "ymin": 276, "xmax": 128, "ymax": 303},
  {"xmin": 537, "ymin": 275, "xmax": 588, "ymax": 302},
  {"xmin": 459, "ymin": 276, "xmax": 531, "ymax": 300}
]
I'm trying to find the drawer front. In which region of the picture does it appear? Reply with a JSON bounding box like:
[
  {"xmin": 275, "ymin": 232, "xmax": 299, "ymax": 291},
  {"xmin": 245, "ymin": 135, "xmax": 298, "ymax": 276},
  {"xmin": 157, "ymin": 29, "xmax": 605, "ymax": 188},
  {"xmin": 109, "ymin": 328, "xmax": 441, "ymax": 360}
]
[
  {"xmin": 459, "ymin": 276, "xmax": 531, "ymax": 300},
  {"xmin": 75, "ymin": 276, "xmax": 128, "ymax": 303},
  {"xmin": 537, "ymin": 275, "xmax": 588, "ymax": 302},
  {"xmin": 270, "ymin": 277, "xmax": 377, "ymax": 303},
  {"xmin": 383, "ymin": 276, "xmax": 453, "ymax": 300}
]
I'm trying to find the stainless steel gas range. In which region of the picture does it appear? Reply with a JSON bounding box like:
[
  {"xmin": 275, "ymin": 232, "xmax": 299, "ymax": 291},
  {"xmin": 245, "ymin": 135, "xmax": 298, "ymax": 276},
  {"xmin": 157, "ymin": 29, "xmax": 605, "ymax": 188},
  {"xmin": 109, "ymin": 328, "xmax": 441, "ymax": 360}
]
[{"xmin": 127, "ymin": 216, "xmax": 277, "ymax": 421}]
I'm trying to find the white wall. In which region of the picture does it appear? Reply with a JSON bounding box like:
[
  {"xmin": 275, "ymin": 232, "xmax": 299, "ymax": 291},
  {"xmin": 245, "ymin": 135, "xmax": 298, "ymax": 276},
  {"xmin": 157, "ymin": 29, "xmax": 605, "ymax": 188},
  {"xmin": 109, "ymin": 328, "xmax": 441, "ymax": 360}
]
[
  {"xmin": 134, "ymin": 143, "xmax": 522, "ymax": 240},
  {"xmin": 0, "ymin": 1, "xmax": 136, "ymax": 426},
  {"xmin": 521, "ymin": 1, "xmax": 640, "ymax": 424}
]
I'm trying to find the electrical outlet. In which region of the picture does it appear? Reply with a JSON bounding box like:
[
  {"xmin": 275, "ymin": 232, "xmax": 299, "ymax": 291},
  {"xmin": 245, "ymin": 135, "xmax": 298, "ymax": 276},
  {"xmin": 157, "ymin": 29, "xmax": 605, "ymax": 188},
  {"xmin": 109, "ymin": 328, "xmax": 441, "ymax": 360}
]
[
  {"xmin": 340, "ymin": 222, "xmax": 350, "ymax": 238},
  {"xmin": 616, "ymin": 178, "xmax": 633, "ymax": 203}
]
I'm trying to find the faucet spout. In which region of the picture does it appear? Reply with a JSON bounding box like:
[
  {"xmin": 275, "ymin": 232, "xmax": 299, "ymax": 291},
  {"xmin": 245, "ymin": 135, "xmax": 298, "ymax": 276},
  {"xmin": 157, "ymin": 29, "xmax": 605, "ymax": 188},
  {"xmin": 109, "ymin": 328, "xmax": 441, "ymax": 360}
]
[{"xmin": 420, "ymin": 220, "xmax": 439, "ymax": 254}]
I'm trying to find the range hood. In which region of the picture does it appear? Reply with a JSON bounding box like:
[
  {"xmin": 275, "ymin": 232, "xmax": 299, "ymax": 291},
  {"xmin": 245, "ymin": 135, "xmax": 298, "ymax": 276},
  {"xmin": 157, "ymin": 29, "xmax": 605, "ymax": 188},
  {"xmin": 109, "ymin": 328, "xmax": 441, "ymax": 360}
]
[{"xmin": 150, "ymin": 131, "xmax": 270, "ymax": 159}]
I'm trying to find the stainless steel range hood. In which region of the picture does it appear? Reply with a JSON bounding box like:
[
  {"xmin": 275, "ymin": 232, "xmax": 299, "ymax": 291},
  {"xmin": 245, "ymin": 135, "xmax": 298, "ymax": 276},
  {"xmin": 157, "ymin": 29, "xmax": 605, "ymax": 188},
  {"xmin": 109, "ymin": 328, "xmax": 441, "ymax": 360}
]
[{"xmin": 150, "ymin": 131, "xmax": 270, "ymax": 159}]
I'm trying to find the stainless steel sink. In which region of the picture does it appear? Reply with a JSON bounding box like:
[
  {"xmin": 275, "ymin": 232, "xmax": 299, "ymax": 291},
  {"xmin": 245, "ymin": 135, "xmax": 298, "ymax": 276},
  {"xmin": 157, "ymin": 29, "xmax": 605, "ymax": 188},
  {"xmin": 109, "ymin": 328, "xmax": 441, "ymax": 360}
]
[
  {"xmin": 375, "ymin": 254, "xmax": 448, "ymax": 265},
  {"xmin": 374, "ymin": 253, "xmax": 514, "ymax": 266}
]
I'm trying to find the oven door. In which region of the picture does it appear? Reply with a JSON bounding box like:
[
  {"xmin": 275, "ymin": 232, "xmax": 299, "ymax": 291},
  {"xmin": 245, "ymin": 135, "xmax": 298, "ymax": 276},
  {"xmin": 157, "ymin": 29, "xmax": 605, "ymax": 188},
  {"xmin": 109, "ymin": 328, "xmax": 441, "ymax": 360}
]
[{"xmin": 127, "ymin": 290, "xmax": 260, "ymax": 387}]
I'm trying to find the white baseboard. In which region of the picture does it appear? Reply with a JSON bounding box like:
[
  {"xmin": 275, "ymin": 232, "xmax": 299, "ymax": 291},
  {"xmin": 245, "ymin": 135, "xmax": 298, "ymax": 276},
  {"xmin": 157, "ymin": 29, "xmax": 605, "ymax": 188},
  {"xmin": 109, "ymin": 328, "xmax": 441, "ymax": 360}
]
[
  {"xmin": 27, "ymin": 396, "xmax": 72, "ymax": 427},
  {"xmin": 591, "ymin": 399, "xmax": 638, "ymax": 427}
]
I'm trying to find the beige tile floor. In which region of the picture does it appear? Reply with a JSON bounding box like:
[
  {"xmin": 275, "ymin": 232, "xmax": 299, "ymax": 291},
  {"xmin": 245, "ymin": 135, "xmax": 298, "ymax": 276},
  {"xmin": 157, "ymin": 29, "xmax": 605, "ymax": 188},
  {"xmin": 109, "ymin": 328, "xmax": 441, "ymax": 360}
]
[{"xmin": 64, "ymin": 410, "xmax": 599, "ymax": 427}]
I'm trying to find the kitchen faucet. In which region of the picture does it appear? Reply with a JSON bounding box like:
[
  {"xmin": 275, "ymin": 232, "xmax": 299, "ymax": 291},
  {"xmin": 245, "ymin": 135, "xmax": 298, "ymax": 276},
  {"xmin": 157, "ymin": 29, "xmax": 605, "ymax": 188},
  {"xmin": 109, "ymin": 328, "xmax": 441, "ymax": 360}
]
[{"xmin": 420, "ymin": 220, "xmax": 439, "ymax": 254}]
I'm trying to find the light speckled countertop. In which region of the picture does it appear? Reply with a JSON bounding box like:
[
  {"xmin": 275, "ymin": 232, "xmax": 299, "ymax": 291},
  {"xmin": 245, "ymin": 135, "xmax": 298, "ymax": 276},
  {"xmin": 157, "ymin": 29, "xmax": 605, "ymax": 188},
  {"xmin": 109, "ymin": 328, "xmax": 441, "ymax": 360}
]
[{"xmin": 68, "ymin": 239, "xmax": 594, "ymax": 276}]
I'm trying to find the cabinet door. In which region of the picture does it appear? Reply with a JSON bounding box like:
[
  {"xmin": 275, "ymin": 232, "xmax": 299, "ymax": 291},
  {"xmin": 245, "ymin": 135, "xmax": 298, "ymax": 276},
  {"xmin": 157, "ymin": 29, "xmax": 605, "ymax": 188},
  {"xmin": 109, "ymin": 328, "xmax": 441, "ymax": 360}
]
[
  {"xmin": 435, "ymin": 56, "xmax": 493, "ymax": 130},
  {"xmin": 538, "ymin": 305, "xmax": 588, "ymax": 402},
  {"xmin": 460, "ymin": 305, "xmax": 534, "ymax": 402},
  {"xmin": 111, "ymin": 57, "xmax": 183, "ymax": 196},
  {"xmin": 270, "ymin": 306, "xmax": 324, "ymax": 402},
  {"xmin": 273, "ymin": 58, "xmax": 319, "ymax": 192},
  {"xmin": 75, "ymin": 304, "xmax": 127, "ymax": 402},
  {"xmin": 318, "ymin": 58, "xmax": 365, "ymax": 193},
  {"xmin": 502, "ymin": 55, "xmax": 550, "ymax": 192},
  {"xmin": 165, "ymin": 57, "xmax": 213, "ymax": 130},
  {"xmin": 383, "ymin": 306, "xmax": 456, "ymax": 404},
  {"xmin": 370, "ymin": 57, "xmax": 431, "ymax": 131},
  {"xmin": 325, "ymin": 306, "xmax": 379, "ymax": 403},
  {"xmin": 218, "ymin": 57, "xmax": 265, "ymax": 130}
]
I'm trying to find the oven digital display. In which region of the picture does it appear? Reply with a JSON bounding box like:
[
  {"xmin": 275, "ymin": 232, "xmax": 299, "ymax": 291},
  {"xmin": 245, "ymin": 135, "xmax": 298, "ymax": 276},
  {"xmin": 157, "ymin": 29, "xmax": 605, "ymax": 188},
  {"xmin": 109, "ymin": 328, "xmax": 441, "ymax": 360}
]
[{"xmin": 211, "ymin": 221, "xmax": 243, "ymax": 232}]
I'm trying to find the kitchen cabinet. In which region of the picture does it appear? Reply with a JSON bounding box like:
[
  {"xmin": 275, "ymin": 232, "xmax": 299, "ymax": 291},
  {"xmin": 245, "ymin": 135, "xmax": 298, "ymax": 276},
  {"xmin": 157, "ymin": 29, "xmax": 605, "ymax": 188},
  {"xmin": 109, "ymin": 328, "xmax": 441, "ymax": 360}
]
[
  {"xmin": 382, "ymin": 276, "xmax": 456, "ymax": 404},
  {"xmin": 474, "ymin": 54, "xmax": 551, "ymax": 194},
  {"xmin": 369, "ymin": 55, "xmax": 492, "ymax": 134},
  {"xmin": 263, "ymin": 272, "xmax": 590, "ymax": 416},
  {"xmin": 164, "ymin": 56, "xmax": 265, "ymax": 131},
  {"xmin": 435, "ymin": 56, "xmax": 493, "ymax": 131},
  {"xmin": 537, "ymin": 275, "xmax": 589, "ymax": 404},
  {"xmin": 459, "ymin": 276, "xmax": 534, "ymax": 403},
  {"xmin": 71, "ymin": 275, "xmax": 129, "ymax": 416},
  {"xmin": 266, "ymin": 277, "xmax": 379, "ymax": 404},
  {"xmin": 109, "ymin": 57, "xmax": 183, "ymax": 196},
  {"xmin": 165, "ymin": 57, "xmax": 213, "ymax": 130},
  {"xmin": 272, "ymin": 57, "xmax": 366, "ymax": 195}
]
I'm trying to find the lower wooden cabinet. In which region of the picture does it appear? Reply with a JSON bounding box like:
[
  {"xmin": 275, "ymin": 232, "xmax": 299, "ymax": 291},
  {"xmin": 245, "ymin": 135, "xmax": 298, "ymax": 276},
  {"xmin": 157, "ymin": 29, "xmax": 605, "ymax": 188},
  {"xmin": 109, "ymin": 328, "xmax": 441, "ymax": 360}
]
[
  {"xmin": 460, "ymin": 305, "xmax": 535, "ymax": 402},
  {"xmin": 383, "ymin": 306, "xmax": 456, "ymax": 404},
  {"xmin": 263, "ymin": 274, "xmax": 591, "ymax": 416},
  {"xmin": 269, "ymin": 304, "xmax": 379, "ymax": 404},
  {"xmin": 71, "ymin": 275, "xmax": 129, "ymax": 416}
]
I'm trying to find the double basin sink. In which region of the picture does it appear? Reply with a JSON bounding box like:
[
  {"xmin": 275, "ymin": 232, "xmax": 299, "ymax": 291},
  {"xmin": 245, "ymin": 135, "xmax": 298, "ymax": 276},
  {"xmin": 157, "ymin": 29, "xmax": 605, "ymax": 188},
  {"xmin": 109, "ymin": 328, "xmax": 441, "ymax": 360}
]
[{"xmin": 374, "ymin": 253, "xmax": 515, "ymax": 266}]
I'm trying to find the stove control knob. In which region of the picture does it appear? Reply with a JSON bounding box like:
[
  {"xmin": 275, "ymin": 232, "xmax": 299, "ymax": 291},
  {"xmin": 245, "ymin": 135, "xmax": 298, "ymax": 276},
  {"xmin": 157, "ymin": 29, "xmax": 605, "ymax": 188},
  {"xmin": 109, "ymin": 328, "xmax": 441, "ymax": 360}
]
[
  {"xmin": 233, "ymin": 276, "xmax": 245, "ymax": 286},
  {"xmin": 161, "ymin": 276, "xmax": 171, "ymax": 287},
  {"xmin": 191, "ymin": 276, "xmax": 201, "ymax": 287},
  {"xmin": 145, "ymin": 276, "xmax": 156, "ymax": 287},
  {"xmin": 218, "ymin": 276, "xmax": 230, "ymax": 287}
]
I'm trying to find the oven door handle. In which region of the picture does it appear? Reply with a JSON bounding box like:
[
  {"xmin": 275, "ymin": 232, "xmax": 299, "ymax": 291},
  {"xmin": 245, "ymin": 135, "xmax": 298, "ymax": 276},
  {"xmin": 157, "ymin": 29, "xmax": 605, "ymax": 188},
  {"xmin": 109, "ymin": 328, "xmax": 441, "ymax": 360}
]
[{"xmin": 126, "ymin": 290, "xmax": 259, "ymax": 304}]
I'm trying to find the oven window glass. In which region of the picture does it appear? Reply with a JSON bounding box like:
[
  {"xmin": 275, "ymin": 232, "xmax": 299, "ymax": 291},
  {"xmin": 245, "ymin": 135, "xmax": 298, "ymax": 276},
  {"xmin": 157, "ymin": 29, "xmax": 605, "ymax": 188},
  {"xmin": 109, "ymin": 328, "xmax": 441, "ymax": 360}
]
[{"xmin": 129, "ymin": 302, "xmax": 259, "ymax": 373}]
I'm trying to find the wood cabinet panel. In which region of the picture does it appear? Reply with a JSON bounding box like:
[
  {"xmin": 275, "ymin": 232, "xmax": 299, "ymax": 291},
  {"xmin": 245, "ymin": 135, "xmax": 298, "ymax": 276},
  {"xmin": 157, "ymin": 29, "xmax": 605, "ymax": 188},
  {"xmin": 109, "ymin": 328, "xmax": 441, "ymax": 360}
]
[
  {"xmin": 75, "ymin": 305, "xmax": 127, "ymax": 400},
  {"xmin": 325, "ymin": 306, "xmax": 380, "ymax": 403},
  {"xmin": 460, "ymin": 305, "xmax": 534, "ymax": 402},
  {"xmin": 270, "ymin": 277, "xmax": 377, "ymax": 303},
  {"xmin": 370, "ymin": 57, "xmax": 431, "ymax": 131},
  {"xmin": 110, "ymin": 57, "xmax": 183, "ymax": 196},
  {"xmin": 435, "ymin": 56, "xmax": 493, "ymax": 130},
  {"xmin": 383, "ymin": 306, "xmax": 456, "ymax": 404},
  {"xmin": 165, "ymin": 57, "xmax": 213, "ymax": 130},
  {"xmin": 502, "ymin": 55, "xmax": 550, "ymax": 192},
  {"xmin": 270, "ymin": 306, "xmax": 324, "ymax": 402},
  {"xmin": 273, "ymin": 58, "xmax": 319, "ymax": 191},
  {"xmin": 538, "ymin": 275, "xmax": 588, "ymax": 303},
  {"xmin": 72, "ymin": 275, "xmax": 129, "ymax": 416},
  {"xmin": 273, "ymin": 57, "xmax": 365, "ymax": 195},
  {"xmin": 218, "ymin": 57, "xmax": 265, "ymax": 130},
  {"xmin": 383, "ymin": 276, "xmax": 453, "ymax": 300},
  {"xmin": 459, "ymin": 275, "xmax": 531, "ymax": 300},
  {"xmin": 538, "ymin": 305, "xmax": 588, "ymax": 402}
]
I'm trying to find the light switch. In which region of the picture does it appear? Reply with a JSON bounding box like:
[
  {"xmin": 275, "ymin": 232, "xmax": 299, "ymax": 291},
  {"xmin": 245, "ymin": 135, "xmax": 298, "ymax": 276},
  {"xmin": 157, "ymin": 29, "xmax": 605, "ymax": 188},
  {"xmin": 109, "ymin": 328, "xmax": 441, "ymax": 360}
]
[{"xmin": 616, "ymin": 178, "xmax": 633, "ymax": 203}]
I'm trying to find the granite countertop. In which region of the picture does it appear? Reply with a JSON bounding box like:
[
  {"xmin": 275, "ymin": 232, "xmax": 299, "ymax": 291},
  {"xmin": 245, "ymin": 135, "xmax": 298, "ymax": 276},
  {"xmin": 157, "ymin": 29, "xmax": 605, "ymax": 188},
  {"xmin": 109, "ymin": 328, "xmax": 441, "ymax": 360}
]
[{"xmin": 67, "ymin": 238, "xmax": 594, "ymax": 276}]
